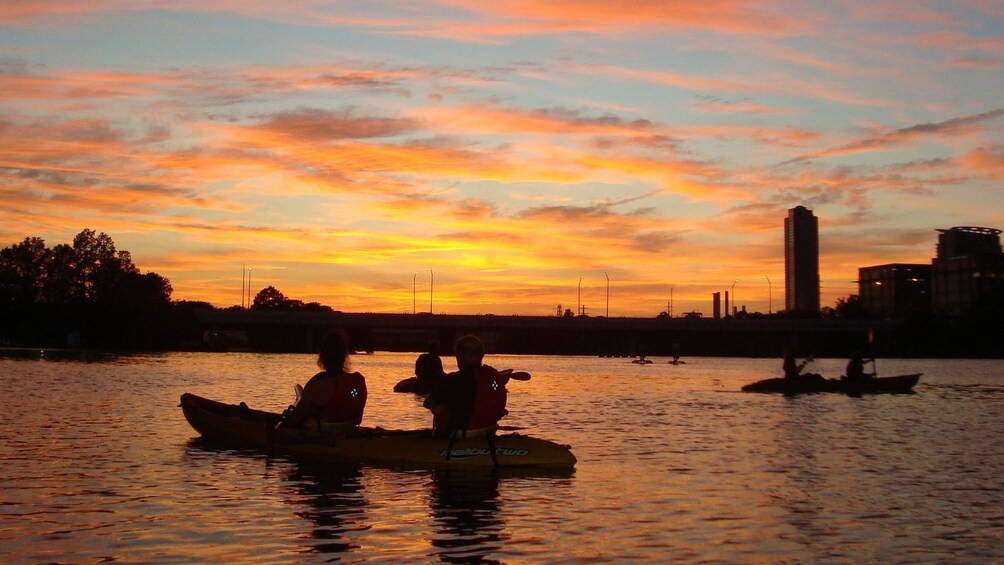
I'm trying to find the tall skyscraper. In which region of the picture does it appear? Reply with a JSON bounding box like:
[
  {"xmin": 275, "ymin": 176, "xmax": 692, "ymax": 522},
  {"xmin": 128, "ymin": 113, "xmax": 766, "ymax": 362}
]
[{"xmin": 784, "ymin": 206, "xmax": 820, "ymax": 314}]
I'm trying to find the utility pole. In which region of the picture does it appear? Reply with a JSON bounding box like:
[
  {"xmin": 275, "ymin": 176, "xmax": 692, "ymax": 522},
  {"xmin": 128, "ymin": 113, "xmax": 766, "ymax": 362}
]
[
  {"xmin": 577, "ymin": 275, "xmax": 583, "ymax": 317},
  {"xmin": 765, "ymin": 275, "xmax": 772, "ymax": 314},
  {"xmin": 604, "ymin": 271, "xmax": 609, "ymax": 317}
]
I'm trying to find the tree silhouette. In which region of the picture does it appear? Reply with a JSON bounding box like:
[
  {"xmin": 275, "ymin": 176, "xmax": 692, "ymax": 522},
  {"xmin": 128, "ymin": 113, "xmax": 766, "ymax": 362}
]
[
  {"xmin": 250, "ymin": 286, "xmax": 331, "ymax": 311},
  {"xmin": 0, "ymin": 237, "xmax": 50, "ymax": 306},
  {"xmin": 253, "ymin": 285, "xmax": 299, "ymax": 309},
  {"xmin": 0, "ymin": 229, "xmax": 173, "ymax": 349}
]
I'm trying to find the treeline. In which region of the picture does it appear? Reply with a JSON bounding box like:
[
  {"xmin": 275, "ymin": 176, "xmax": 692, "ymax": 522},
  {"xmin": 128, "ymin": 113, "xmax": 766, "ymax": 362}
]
[
  {"xmin": 0, "ymin": 229, "xmax": 340, "ymax": 350},
  {"xmin": 249, "ymin": 285, "xmax": 333, "ymax": 312},
  {"xmin": 0, "ymin": 229, "xmax": 174, "ymax": 350},
  {"xmin": 4, "ymin": 230, "xmax": 1000, "ymax": 356}
]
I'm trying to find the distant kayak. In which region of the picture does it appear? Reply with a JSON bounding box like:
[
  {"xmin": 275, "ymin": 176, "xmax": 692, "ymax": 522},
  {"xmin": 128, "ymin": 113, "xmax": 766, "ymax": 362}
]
[
  {"xmin": 741, "ymin": 374, "xmax": 921, "ymax": 395},
  {"xmin": 180, "ymin": 393, "xmax": 576, "ymax": 469},
  {"xmin": 392, "ymin": 376, "xmax": 431, "ymax": 394}
]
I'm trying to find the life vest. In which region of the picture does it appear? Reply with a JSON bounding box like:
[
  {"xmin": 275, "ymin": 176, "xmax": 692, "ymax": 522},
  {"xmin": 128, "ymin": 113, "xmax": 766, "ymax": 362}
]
[
  {"xmin": 431, "ymin": 365, "xmax": 508, "ymax": 434},
  {"xmin": 466, "ymin": 365, "xmax": 509, "ymax": 430},
  {"xmin": 317, "ymin": 370, "xmax": 367, "ymax": 425}
]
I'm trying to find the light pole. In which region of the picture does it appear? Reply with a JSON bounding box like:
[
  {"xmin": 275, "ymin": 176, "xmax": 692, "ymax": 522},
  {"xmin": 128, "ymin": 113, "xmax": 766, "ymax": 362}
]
[
  {"xmin": 604, "ymin": 271, "xmax": 609, "ymax": 317},
  {"xmin": 247, "ymin": 267, "xmax": 252, "ymax": 308},
  {"xmin": 241, "ymin": 263, "xmax": 246, "ymax": 309},
  {"xmin": 764, "ymin": 275, "xmax": 772, "ymax": 314},
  {"xmin": 413, "ymin": 272, "xmax": 417, "ymax": 314},
  {"xmin": 577, "ymin": 275, "xmax": 583, "ymax": 317},
  {"xmin": 731, "ymin": 279, "xmax": 738, "ymax": 317},
  {"xmin": 429, "ymin": 268, "xmax": 434, "ymax": 314}
]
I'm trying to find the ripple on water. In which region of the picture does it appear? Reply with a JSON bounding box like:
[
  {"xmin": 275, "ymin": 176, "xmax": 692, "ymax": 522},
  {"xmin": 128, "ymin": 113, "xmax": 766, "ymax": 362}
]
[{"xmin": 0, "ymin": 354, "xmax": 1002, "ymax": 562}]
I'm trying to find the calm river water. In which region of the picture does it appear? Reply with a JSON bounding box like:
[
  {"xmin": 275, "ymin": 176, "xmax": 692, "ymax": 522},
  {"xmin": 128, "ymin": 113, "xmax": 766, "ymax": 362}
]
[{"xmin": 1, "ymin": 352, "xmax": 1001, "ymax": 563}]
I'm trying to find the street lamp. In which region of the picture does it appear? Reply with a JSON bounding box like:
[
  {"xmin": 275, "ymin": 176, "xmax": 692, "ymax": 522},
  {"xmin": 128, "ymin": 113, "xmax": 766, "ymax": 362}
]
[
  {"xmin": 429, "ymin": 268, "xmax": 434, "ymax": 314},
  {"xmin": 604, "ymin": 271, "xmax": 609, "ymax": 317},
  {"xmin": 731, "ymin": 279, "xmax": 738, "ymax": 317},
  {"xmin": 577, "ymin": 275, "xmax": 583, "ymax": 317},
  {"xmin": 413, "ymin": 272, "xmax": 417, "ymax": 314},
  {"xmin": 764, "ymin": 275, "xmax": 772, "ymax": 314}
]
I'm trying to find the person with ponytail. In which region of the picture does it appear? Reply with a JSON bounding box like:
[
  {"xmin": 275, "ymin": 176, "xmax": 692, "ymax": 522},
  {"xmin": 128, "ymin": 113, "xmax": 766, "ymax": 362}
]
[{"xmin": 279, "ymin": 328, "xmax": 367, "ymax": 433}]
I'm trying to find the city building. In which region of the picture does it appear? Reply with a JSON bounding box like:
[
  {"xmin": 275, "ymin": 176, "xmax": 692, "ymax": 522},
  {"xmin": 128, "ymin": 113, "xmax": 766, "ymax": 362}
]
[
  {"xmin": 936, "ymin": 226, "xmax": 1001, "ymax": 259},
  {"xmin": 784, "ymin": 206, "xmax": 820, "ymax": 314},
  {"xmin": 931, "ymin": 227, "xmax": 1004, "ymax": 316},
  {"xmin": 858, "ymin": 264, "xmax": 931, "ymax": 318}
]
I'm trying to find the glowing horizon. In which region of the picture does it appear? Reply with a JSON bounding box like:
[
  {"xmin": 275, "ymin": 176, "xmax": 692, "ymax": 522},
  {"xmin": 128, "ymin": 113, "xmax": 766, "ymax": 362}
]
[{"xmin": 1, "ymin": 1, "xmax": 1002, "ymax": 316}]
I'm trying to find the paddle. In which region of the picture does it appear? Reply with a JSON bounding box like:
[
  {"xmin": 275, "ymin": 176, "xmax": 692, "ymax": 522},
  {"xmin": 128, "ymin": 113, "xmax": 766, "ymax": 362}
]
[
  {"xmin": 275, "ymin": 383, "xmax": 305, "ymax": 430},
  {"xmin": 798, "ymin": 355, "xmax": 814, "ymax": 374}
]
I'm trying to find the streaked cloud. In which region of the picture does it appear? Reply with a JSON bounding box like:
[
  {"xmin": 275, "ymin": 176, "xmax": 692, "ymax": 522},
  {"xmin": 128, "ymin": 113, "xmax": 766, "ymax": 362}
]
[
  {"xmin": 783, "ymin": 109, "xmax": 1004, "ymax": 164},
  {"xmin": 1, "ymin": 1, "xmax": 1001, "ymax": 315}
]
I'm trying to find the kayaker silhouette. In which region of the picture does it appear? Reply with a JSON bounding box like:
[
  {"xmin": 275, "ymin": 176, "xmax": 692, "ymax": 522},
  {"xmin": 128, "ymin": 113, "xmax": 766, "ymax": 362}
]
[
  {"xmin": 845, "ymin": 350, "xmax": 875, "ymax": 381},
  {"xmin": 279, "ymin": 328, "xmax": 367, "ymax": 433},
  {"xmin": 782, "ymin": 348, "xmax": 816, "ymax": 380},
  {"xmin": 414, "ymin": 341, "xmax": 446, "ymax": 389},
  {"xmin": 424, "ymin": 335, "xmax": 530, "ymax": 440}
]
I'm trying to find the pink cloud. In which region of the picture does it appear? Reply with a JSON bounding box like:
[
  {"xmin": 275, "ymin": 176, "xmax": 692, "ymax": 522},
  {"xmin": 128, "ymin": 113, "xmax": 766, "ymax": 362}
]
[
  {"xmin": 692, "ymin": 96, "xmax": 808, "ymax": 116},
  {"xmin": 959, "ymin": 145, "xmax": 1004, "ymax": 180},
  {"xmin": 1, "ymin": 0, "xmax": 813, "ymax": 41},
  {"xmin": 784, "ymin": 108, "xmax": 1004, "ymax": 163}
]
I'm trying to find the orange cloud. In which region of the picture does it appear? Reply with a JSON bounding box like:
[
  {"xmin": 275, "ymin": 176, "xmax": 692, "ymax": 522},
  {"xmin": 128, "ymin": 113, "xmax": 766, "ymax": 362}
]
[
  {"xmin": 1, "ymin": 5, "xmax": 998, "ymax": 316},
  {"xmin": 432, "ymin": 0, "xmax": 812, "ymax": 38},
  {"xmin": 1, "ymin": 0, "xmax": 813, "ymax": 43},
  {"xmin": 959, "ymin": 145, "xmax": 1004, "ymax": 180}
]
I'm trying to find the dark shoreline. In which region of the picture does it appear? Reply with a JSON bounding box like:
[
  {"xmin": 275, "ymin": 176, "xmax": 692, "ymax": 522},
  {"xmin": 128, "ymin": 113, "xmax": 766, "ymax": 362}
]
[{"xmin": 8, "ymin": 309, "xmax": 998, "ymax": 359}]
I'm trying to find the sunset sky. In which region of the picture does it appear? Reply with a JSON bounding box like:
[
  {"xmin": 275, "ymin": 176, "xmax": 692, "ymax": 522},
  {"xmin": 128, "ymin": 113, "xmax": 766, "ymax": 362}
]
[{"xmin": 2, "ymin": 1, "xmax": 1002, "ymax": 316}]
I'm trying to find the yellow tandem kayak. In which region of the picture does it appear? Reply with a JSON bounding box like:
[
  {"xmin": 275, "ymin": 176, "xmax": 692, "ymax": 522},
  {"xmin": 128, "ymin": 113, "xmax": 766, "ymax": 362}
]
[{"xmin": 180, "ymin": 393, "xmax": 576, "ymax": 469}]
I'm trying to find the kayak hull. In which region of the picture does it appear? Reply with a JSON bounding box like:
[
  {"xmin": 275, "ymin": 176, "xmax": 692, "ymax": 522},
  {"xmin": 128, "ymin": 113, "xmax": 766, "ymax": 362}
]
[
  {"xmin": 180, "ymin": 393, "xmax": 576, "ymax": 469},
  {"xmin": 741, "ymin": 373, "xmax": 921, "ymax": 394}
]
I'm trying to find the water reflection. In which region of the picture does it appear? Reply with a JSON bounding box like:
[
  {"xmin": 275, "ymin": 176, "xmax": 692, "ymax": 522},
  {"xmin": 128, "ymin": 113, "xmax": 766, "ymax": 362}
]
[
  {"xmin": 182, "ymin": 439, "xmax": 371, "ymax": 559},
  {"xmin": 0, "ymin": 347, "xmax": 122, "ymax": 362},
  {"xmin": 7, "ymin": 353, "xmax": 994, "ymax": 563},
  {"xmin": 773, "ymin": 399, "xmax": 829, "ymax": 557},
  {"xmin": 283, "ymin": 462, "xmax": 369, "ymax": 557},
  {"xmin": 181, "ymin": 434, "xmax": 578, "ymax": 562},
  {"xmin": 428, "ymin": 469, "xmax": 506, "ymax": 563}
]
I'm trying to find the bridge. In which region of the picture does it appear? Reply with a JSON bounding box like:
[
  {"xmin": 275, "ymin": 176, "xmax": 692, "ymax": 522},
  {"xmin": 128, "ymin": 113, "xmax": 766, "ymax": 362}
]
[{"xmin": 193, "ymin": 309, "xmax": 903, "ymax": 357}]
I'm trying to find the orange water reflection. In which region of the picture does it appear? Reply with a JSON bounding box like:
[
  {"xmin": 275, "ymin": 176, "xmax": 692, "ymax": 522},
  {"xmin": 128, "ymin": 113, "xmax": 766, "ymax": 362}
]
[{"xmin": 1, "ymin": 353, "xmax": 1002, "ymax": 562}]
